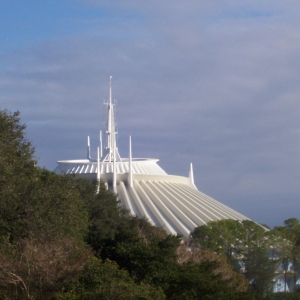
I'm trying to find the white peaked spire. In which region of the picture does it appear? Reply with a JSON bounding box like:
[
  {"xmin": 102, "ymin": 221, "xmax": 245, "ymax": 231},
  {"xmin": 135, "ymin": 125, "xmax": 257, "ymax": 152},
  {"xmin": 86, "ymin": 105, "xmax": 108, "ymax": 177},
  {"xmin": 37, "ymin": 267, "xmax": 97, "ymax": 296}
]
[
  {"xmin": 189, "ymin": 162, "xmax": 196, "ymax": 187},
  {"xmin": 102, "ymin": 76, "xmax": 122, "ymax": 162},
  {"xmin": 128, "ymin": 136, "xmax": 133, "ymax": 187}
]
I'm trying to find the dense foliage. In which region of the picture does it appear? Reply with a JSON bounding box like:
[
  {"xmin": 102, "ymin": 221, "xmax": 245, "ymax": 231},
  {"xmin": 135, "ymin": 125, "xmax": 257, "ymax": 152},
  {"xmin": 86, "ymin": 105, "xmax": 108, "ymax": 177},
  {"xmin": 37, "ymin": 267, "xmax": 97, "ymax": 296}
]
[
  {"xmin": 192, "ymin": 219, "xmax": 277, "ymax": 296},
  {"xmin": 0, "ymin": 109, "xmax": 299, "ymax": 299}
]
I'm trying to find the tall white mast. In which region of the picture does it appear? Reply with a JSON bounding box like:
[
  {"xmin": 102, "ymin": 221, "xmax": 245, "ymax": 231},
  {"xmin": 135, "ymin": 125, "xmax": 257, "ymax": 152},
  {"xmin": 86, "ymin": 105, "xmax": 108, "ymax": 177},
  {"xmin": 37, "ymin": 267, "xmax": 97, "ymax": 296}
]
[
  {"xmin": 128, "ymin": 136, "xmax": 133, "ymax": 187},
  {"xmin": 102, "ymin": 76, "xmax": 122, "ymax": 162},
  {"xmin": 113, "ymin": 135, "xmax": 117, "ymax": 192},
  {"xmin": 87, "ymin": 136, "xmax": 91, "ymax": 160},
  {"xmin": 99, "ymin": 130, "xmax": 103, "ymax": 158},
  {"xmin": 96, "ymin": 146, "xmax": 101, "ymax": 194}
]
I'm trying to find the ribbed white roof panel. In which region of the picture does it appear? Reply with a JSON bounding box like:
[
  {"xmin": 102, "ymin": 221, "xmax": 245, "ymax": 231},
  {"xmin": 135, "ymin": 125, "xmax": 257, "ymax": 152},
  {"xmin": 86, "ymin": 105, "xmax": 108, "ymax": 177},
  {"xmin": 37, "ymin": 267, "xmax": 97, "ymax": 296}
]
[
  {"xmin": 54, "ymin": 158, "xmax": 167, "ymax": 176},
  {"xmin": 112, "ymin": 176, "xmax": 249, "ymax": 238}
]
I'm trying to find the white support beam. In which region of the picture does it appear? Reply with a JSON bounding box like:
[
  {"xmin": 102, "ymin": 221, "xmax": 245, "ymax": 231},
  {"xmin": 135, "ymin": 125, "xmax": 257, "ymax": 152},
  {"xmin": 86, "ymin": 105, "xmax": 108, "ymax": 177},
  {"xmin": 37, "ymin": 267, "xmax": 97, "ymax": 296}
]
[
  {"xmin": 148, "ymin": 181, "xmax": 197, "ymax": 230},
  {"xmin": 128, "ymin": 136, "xmax": 133, "ymax": 187},
  {"xmin": 128, "ymin": 184, "xmax": 155, "ymax": 225},
  {"xmin": 87, "ymin": 136, "xmax": 91, "ymax": 160},
  {"xmin": 135, "ymin": 181, "xmax": 176, "ymax": 235},
  {"xmin": 157, "ymin": 181, "xmax": 207, "ymax": 225},
  {"xmin": 100, "ymin": 130, "xmax": 103, "ymax": 159},
  {"xmin": 139, "ymin": 180, "xmax": 190, "ymax": 238},
  {"xmin": 97, "ymin": 147, "xmax": 100, "ymax": 181},
  {"xmin": 119, "ymin": 181, "xmax": 134, "ymax": 212}
]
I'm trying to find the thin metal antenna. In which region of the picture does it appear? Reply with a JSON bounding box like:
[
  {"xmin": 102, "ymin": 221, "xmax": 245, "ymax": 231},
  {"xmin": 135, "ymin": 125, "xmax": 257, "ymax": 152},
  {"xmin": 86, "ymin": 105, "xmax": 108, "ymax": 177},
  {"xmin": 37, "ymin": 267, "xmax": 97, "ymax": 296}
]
[
  {"xmin": 113, "ymin": 132, "xmax": 117, "ymax": 192},
  {"xmin": 109, "ymin": 76, "xmax": 112, "ymax": 105},
  {"xmin": 87, "ymin": 136, "xmax": 91, "ymax": 160},
  {"xmin": 128, "ymin": 136, "xmax": 133, "ymax": 187},
  {"xmin": 100, "ymin": 130, "xmax": 103, "ymax": 158},
  {"xmin": 108, "ymin": 76, "xmax": 112, "ymax": 162},
  {"xmin": 96, "ymin": 146, "xmax": 100, "ymax": 194}
]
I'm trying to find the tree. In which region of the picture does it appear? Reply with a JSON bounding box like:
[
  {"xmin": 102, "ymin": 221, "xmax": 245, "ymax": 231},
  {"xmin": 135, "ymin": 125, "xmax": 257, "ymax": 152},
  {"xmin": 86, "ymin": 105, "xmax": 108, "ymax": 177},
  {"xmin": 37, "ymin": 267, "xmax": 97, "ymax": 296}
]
[
  {"xmin": 98, "ymin": 216, "xmax": 252, "ymax": 299},
  {"xmin": 99, "ymin": 216, "xmax": 181, "ymax": 285},
  {"xmin": 54, "ymin": 257, "xmax": 165, "ymax": 300},
  {"xmin": 273, "ymin": 218, "xmax": 300, "ymax": 291},
  {"xmin": 176, "ymin": 241, "xmax": 250, "ymax": 293},
  {"xmin": 0, "ymin": 110, "xmax": 91, "ymax": 245},
  {"xmin": 85, "ymin": 181, "xmax": 129, "ymax": 252},
  {"xmin": 191, "ymin": 219, "xmax": 276, "ymax": 297},
  {"xmin": 0, "ymin": 110, "xmax": 37, "ymax": 244},
  {"xmin": 162, "ymin": 260, "xmax": 253, "ymax": 300},
  {"xmin": 241, "ymin": 221, "xmax": 277, "ymax": 295},
  {"xmin": 0, "ymin": 167, "xmax": 90, "ymax": 245},
  {"xmin": 0, "ymin": 110, "xmax": 94, "ymax": 298},
  {"xmin": 0, "ymin": 238, "xmax": 92, "ymax": 300},
  {"xmin": 191, "ymin": 219, "xmax": 246, "ymax": 263}
]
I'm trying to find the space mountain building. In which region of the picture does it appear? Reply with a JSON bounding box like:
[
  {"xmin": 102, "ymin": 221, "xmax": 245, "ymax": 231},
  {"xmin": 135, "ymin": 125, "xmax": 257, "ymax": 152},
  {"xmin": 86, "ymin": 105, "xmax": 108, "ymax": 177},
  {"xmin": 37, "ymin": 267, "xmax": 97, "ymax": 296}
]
[{"xmin": 55, "ymin": 77, "xmax": 249, "ymax": 238}]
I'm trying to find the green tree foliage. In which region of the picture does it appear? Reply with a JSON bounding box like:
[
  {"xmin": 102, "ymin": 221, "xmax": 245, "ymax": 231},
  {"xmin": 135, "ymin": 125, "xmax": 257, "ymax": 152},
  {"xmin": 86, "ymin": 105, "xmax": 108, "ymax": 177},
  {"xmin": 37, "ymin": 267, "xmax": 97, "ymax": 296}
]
[
  {"xmin": 54, "ymin": 257, "xmax": 165, "ymax": 300},
  {"xmin": 266, "ymin": 291, "xmax": 300, "ymax": 300},
  {"xmin": 0, "ymin": 110, "xmax": 90, "ymax": 245},
  {"xmin": 0, "ymin": 110, "xmax": 94, "ymax": 298},
  {"xmin": 273, "ymin": 218, "xmax": 300, "ymax": 291},
  {"xmin": 191, "ymin": 219, "xmax": 246, "ymax": 262},
  {"xmin": 0, "ymin": 164, "xmax": 90, "ymax": 245},
  {"xmin": 0, "ymin": 110, "xmax": 35, "ymax": 177},
  {"xmin": 244, "ymin": 244, "xmax": 277, "ymax": 297},
  {"xmin": 99, "ymin": 216, "xmax": 181, "ymax": 284},
  {"xmin": 241, "ymin": 221, "xmax": 277, "ymax": 296},
  {"xmin": 161, "ymin": 259, "xmax": 253, "ymax": 300},
  {"xmin": 98, "ymin": 217, "xmax": 251, "ymax": 299},
  {"xmin": 0, "ymin": 110, "xmax": 36, "ymax": 243},
  {"xmin": 192, "ymin": 219, "xmax": 276, "ymax": 297},
  {"xmin": 85, "ymin": 181, "xmax": 129, "ymax": 252},
  {"xmin": 176, "ymin": 242, "xmax": 250, "ymax": 292}
]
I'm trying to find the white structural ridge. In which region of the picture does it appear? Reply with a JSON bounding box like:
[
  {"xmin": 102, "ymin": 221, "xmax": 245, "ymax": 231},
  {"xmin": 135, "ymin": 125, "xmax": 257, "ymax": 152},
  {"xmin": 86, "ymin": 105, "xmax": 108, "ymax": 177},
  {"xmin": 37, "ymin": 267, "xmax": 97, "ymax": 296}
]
[{"xmin": 54, "ymin": 77, "xmax": 250, "ymax": 238}]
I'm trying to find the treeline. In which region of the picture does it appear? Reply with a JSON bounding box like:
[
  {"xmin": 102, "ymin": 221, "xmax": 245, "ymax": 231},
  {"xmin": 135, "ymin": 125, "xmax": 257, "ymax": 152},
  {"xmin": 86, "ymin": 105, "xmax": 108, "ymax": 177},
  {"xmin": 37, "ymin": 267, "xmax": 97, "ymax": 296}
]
[
  {"xmin": 192, "ymin": 218, "xmax": 300, "ymax": 298},
  {"xmin": 0, "ymin": 109, "xmax": 299, "ymax": 300}
]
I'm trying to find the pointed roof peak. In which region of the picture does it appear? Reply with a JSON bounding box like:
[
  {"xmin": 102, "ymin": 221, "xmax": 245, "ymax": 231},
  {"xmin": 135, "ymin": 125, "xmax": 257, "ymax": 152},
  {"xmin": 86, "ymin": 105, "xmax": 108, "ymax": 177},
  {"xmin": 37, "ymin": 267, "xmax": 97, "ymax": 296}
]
[{"xmin": 102, "ymin": 76, "xmax": 122, "ymax": 162}]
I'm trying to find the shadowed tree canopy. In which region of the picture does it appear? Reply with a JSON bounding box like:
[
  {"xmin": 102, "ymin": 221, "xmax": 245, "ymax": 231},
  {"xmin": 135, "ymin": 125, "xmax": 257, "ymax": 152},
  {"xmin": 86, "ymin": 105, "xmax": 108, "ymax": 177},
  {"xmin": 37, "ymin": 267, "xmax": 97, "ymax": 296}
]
[
  {"xmin": 54, "ymin": 257, "xmax": 166, "ymax": 300},
  {"xmin": 0, "ymin": 110, "xmax": 37, "ymax": 243},
  {"xmin": 0, "ymin": 110, "xmax": 94, "ymax": 244},
  {"xmin": 85, "ymin": 181, "xmax": 129, "ymax": 252}
]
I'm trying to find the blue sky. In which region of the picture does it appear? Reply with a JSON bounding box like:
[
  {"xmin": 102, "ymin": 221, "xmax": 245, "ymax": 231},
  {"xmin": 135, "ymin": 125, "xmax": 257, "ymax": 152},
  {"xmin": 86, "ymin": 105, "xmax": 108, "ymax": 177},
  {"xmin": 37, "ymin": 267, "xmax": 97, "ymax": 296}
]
[
  {"xmin": 0, "ymin": 1, "xmax": 112, "ymax": 49},
  {"xmin": 1, "ymin": 0, "xmax": 300, "ymax": 228}
]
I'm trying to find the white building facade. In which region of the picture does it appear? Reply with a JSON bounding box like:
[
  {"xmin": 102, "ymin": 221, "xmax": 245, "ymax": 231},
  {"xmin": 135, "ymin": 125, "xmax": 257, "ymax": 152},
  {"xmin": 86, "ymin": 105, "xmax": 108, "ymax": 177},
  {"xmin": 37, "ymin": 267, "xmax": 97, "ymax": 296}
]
[{"xmin": 55, "ymin": 77, "xmax": 249, "ymax": 238}]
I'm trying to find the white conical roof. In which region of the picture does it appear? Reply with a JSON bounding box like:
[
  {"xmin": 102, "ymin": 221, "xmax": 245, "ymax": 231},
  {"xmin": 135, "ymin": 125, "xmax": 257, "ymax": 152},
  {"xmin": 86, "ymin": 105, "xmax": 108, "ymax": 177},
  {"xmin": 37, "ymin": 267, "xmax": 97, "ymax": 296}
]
[{"xmin": 54, "ymin": 78, "xmax": 250, "ymax": 238}]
